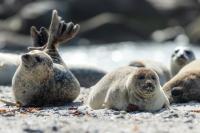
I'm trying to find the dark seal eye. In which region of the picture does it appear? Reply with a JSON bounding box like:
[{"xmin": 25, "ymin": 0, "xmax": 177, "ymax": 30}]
[
  {"xmin": 138, "ymin": 75, "xmax": 145, "ymax": 80},
  {"xmin": 174, "ymin": 49, "xmax": 179, "ymax": 54},
  {"xmin": 185, "ymin": 50, "xmax": 192, "ymax": 56},
  {"xmin": 35, "ymin": 56, "xmax": 42, "ymax": 63},
  {"xmin": 151, "ymin": 76, "xmax": 156, "ymax": 80}
]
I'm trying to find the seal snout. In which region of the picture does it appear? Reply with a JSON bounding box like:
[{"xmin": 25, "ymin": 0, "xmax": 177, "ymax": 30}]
[
  {"xmin": 146, "ymin": 81, "xmax": 154, "ymax": 88},
  {"xmin": 171, "ymin": 87, "xmax": 183, "ymax": 97},
  {"xmin": 143, "ymin": 80, "xmax": 155, "ymax": 92}
]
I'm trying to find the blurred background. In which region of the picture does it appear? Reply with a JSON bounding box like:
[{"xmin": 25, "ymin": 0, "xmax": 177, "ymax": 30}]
[{"xmin": 0, "ymin": 0, "xmax": 200, "ymax": 70}]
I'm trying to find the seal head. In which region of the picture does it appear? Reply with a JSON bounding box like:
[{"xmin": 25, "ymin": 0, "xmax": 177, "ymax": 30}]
[
  {"xmin": 126, "ymin": 68, "xmax": 158, "ymax": 102},
  {"xmin": 126, "ymin": 68, "xmax": 169, "ymax": 111},
  {"xmin": 171, "ymin": 46, "xmax": 195, "ymax": 76},
  {"xmin": 21, "ymin": 50, "xmax": 53, "ymax": 72}
]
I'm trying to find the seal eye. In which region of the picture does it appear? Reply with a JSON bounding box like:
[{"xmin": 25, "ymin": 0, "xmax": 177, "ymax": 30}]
[
  {"xmin": 174, "ymin": 49, "xmax": 179, "ymax": 54},
  {"xmin": 138, "ymin": 75, "xmax": 145, "ymax": 80},
  {"xmin": 151, "ymin": 76, "xmax": 156, "ymax": 80},
  {"xmin": 35, "ymin": 56, "xmax": 42, "ymax": 63},
  {"xmin": 185, "ymin": 50, "xmax": 192, "ymax": 56}
]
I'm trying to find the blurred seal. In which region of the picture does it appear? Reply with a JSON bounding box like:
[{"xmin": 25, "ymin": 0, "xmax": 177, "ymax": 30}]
[
  {"xmin": 170, "ymin": 46, "xmax": 195, "ymax": 76},
  {"xmin": 163, "ymin": 60, "xmax": 200, "ymax": 103}
]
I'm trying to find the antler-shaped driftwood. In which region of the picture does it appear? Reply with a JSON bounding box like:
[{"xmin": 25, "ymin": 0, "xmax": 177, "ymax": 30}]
[{"xmin": 28, "ymin": 10, "xmax": 80, "ymax": 51}]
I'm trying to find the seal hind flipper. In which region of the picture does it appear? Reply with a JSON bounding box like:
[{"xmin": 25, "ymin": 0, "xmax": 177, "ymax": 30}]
[
  {"xmin": 42, "ymin": 10, "xmax": 80, "ymax": 65},
  {"xmin": 47, "ymin": 10, "xmax": 80, "ymax": 49}
]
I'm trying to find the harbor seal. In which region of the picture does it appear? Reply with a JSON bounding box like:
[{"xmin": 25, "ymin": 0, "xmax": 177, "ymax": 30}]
[
  {"xmin": 163, "ymin": 60, "xmax": 200, "ymax": 103},
  {"xmin": 12, "ymin": 10, "xmax": 80, "ymax": 106},
  {"xmin": 170, "ymin": 46, "xmax": 195, "ymax": 76},
  {"xmin": 87, "ymin": 66, "xmax": 169, "ymax": 111},
  {"xmin": 129, "ymin": 60, "xmax": 171, "ymax": 86}
]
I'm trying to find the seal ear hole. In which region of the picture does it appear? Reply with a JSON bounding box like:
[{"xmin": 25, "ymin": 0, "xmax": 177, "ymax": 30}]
[{"xmin": 35, "ymin": 56, "xmax": 42, "ymax": 63}]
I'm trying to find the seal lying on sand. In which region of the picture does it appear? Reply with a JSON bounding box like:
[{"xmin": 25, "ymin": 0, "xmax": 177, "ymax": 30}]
[
  {"xmin": 163, "ymin": 60, "xmax": 200, "ymax": 103},
  {"xmin": 129, "ymin": 60, "xmax": 171, "ymax": 86},
  {"xmin": 88, "ymin": 66, "xmax": 169, "ymax": 111},
  {"xmin": 170, "ymin": 46, "xmax": 195, "ymax": 77},
  {"xmin": 12, "ymin": 10, "xmax": 80, "ymax": 106}
]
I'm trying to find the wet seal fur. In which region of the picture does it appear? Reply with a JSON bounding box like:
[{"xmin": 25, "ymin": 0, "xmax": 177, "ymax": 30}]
[
  {"xmin": 87, "ymin": 66, "xmax": 169, "ymax": 112},
  {"xmin": 163, "ymin": 60, "xmax": 200, "ymax": 103},
  {"xmin": 129, "ymin": 60, "xmax": 171, "ymax": 86},
  {"xmin": 12, "ymin": 10, "xmax": 80, "ymax": 106},
  {"xmin": 170, "ymin": 46, "xmax": 195, "ymax": 77}
]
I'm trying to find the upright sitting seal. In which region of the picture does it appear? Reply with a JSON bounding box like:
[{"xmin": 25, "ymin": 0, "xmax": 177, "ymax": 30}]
[
  {"xmin": 163, "ymin": 60, "xmax": 200, "ymax": 103},
  {"xmin": 87, "ymin": 66, "xmax": 169, "ymax": 111},
  {"xmin": 129, "ymin": 60, "xmax": 171, "ymax": 86},
  {"xmin": 12, "ymin": 10, "xmax": 80, "ymax": 106},
  {"xmin": 170, "ymin": 46, "xmax": 195, "ymax": 76},
  {"xmin": 29, "ymin": 22, "xmax": 106, "ymax": 88}
]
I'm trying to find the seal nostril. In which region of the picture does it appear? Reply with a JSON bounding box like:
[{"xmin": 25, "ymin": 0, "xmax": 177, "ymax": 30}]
[
  {"xmin": 147, "ymin": 82, "xmax": 153, "ymax": 87},
  {"xmin": 171, "ymin": 87, "xmax": 183, "ymax": 96},
  {"xmin": 178, "ymin": 54, "xmax": 185, "ymax": 59}
]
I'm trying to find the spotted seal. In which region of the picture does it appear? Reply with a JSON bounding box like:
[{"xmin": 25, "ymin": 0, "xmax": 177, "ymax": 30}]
[
  {"xmin": 88, "ymin": 66, "xmax": 169, "ymax": 111},
  {"xmin": 170, "ymin": 46, "xmax": 195, "ymax": 76},
  {"xmin": 12, "ymin": 10, "xmax": 80, "ymax": 106}
]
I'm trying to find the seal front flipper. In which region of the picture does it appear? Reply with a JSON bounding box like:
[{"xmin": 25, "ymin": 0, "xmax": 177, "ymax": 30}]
[
  {"xmin": 30, "ymin": 26, "xmax": 49, "ymax": 47},
  {"xmin": 28, "ymin": 26, "xmax": 49, "ymax": 51}
]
